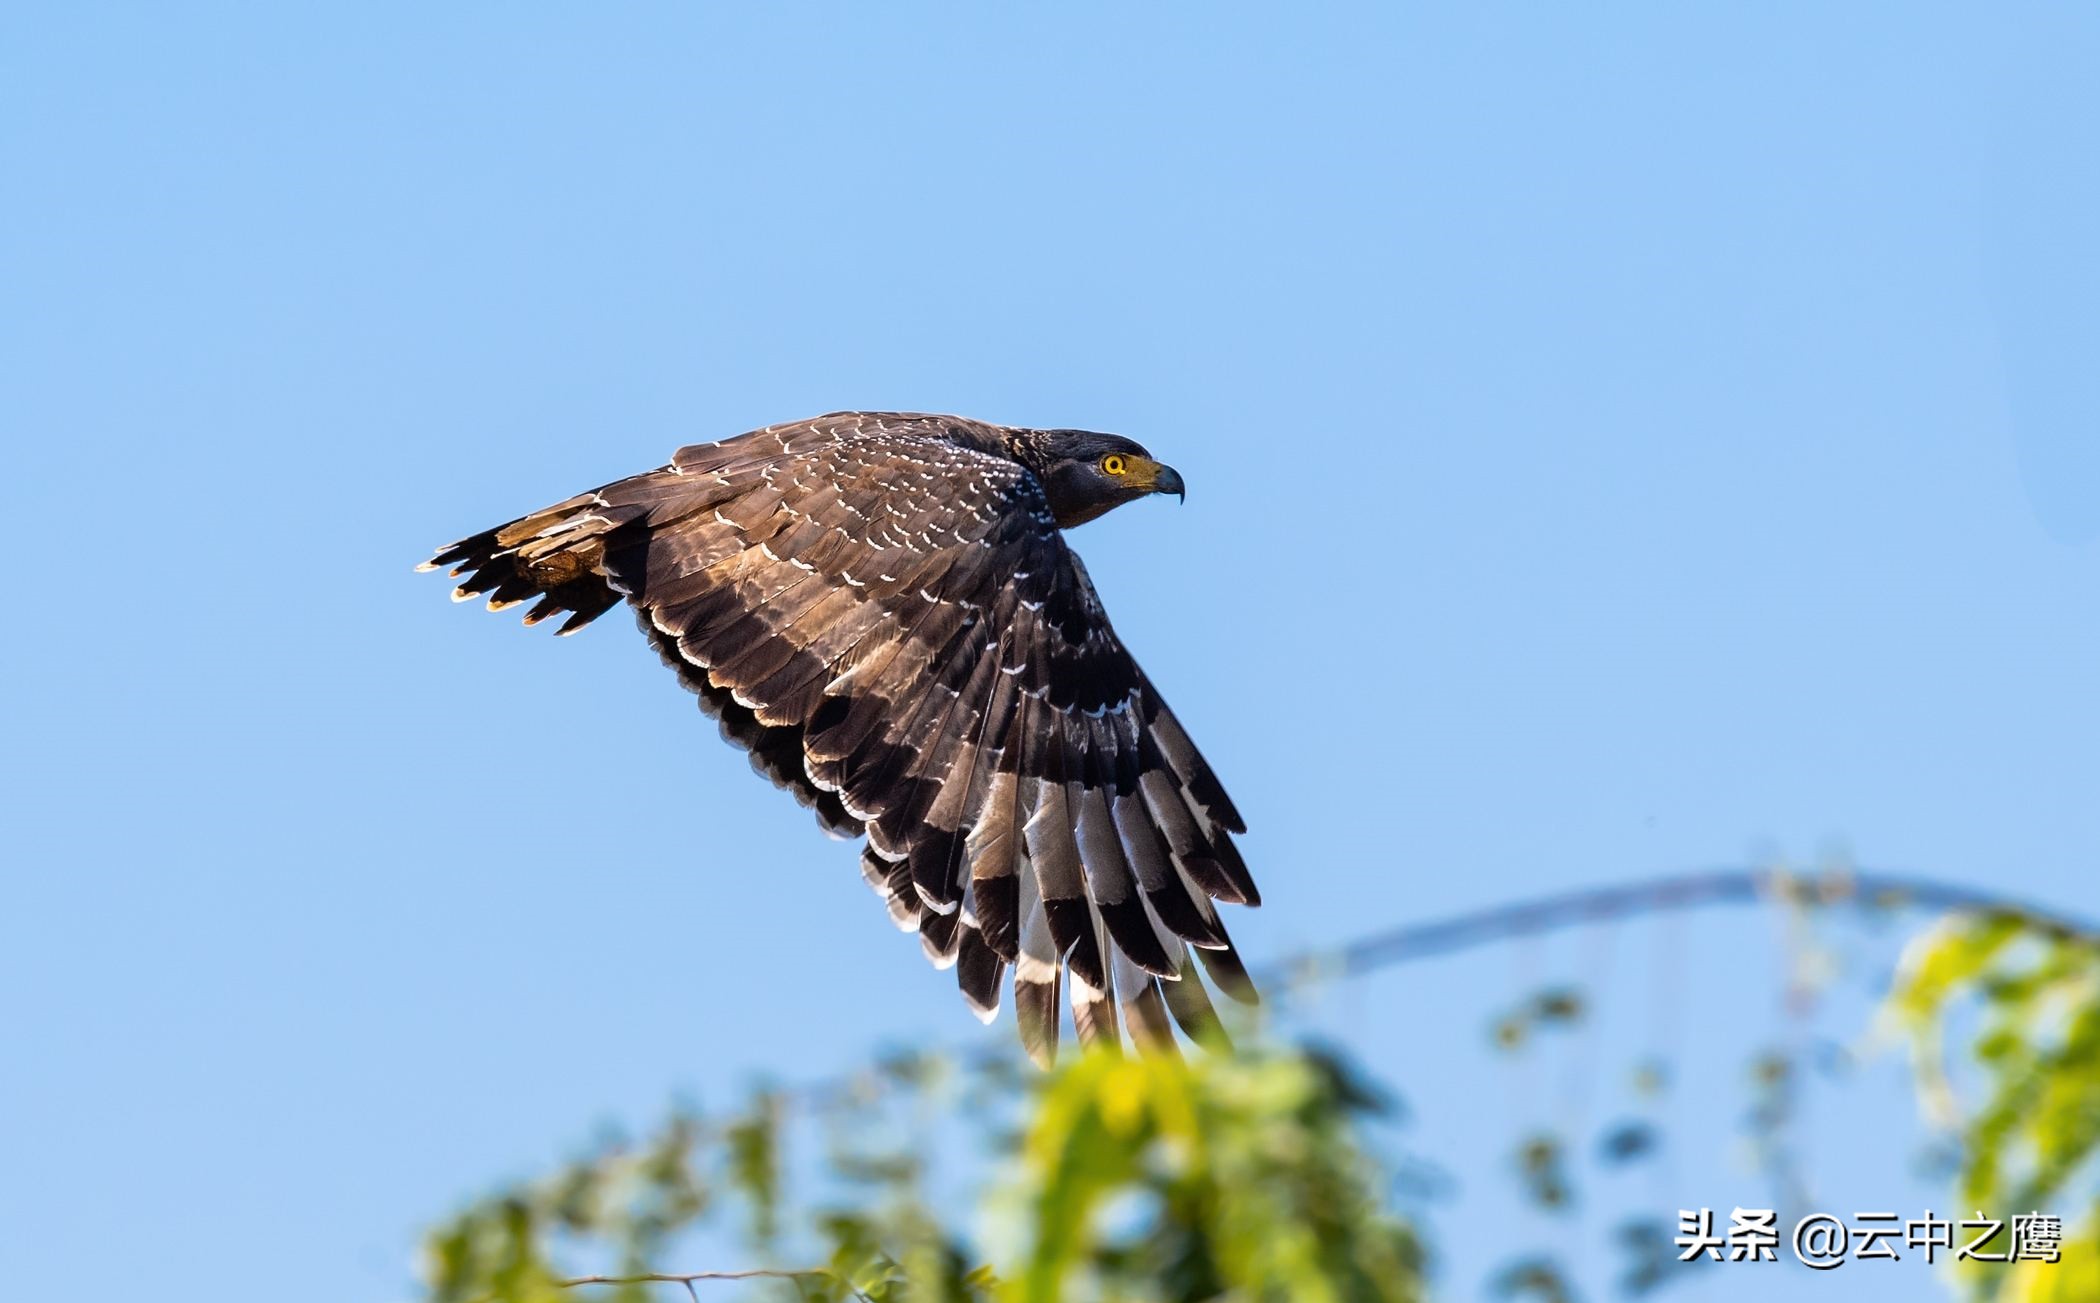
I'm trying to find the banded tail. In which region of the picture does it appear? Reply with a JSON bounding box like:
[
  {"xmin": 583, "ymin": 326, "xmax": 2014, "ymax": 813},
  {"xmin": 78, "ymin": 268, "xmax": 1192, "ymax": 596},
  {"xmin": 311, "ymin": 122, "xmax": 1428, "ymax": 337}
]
[{"xmin": 418, "ymin": 492, "xmax": 636, "ymax": 636}]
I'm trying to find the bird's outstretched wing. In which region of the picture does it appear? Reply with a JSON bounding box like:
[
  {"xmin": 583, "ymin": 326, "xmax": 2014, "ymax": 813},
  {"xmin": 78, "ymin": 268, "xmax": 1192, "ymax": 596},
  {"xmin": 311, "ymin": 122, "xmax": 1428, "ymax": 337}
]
[{"xmin": 425, "ymin": 412, "xmax": 1257, "ymax": 1060}]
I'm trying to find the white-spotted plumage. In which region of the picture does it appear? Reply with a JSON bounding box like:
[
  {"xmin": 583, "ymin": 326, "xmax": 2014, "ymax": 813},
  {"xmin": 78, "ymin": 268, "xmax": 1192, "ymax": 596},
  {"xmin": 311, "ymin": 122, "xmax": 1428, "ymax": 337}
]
[{"xmin": 423, "ymin": 411, "xmax": 1255, "ymax": 1062}]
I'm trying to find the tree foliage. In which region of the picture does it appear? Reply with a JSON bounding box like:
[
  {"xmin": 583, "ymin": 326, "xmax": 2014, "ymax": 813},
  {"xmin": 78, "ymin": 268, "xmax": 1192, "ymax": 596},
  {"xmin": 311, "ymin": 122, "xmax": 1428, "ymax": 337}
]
[
  {"xmin": 422, "ymin": 1045, "xmax": 1423, "ymax": 1303},
  {"xmin": 420, "ymin": 883, "xmax": 2100, "ymax": 1303},
  {"xmin": 1887, "ymin": 911, "xmax": 2100, "ymax": 1301}
]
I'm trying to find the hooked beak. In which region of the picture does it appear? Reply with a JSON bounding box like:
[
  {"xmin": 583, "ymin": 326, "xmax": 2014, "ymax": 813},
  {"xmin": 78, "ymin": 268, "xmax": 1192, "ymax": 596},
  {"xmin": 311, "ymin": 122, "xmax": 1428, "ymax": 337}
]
[{"xmin": 1152, "ymin": 463, "xmax": 1185, "ymax": 503}]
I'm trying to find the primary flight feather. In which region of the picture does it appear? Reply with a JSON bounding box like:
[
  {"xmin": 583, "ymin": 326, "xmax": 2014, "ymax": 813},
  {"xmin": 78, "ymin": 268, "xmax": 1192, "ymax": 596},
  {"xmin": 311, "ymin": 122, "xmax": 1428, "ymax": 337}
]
[{"xmin": 422, "ymin": 411, "xmax": 1258, "ymax": 1062}]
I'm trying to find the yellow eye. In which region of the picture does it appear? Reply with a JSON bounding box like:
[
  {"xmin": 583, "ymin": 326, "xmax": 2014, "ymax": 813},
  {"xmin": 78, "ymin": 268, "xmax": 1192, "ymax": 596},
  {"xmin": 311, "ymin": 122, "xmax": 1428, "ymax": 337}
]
[{"xmin": 1102, "ymin": 455, "xmax": 1127, "ymax": 476}]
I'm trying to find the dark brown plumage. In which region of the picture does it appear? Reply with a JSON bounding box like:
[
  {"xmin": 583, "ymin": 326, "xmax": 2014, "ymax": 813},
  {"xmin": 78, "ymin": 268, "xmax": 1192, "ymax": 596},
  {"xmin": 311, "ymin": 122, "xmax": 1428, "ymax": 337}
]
[{"xmin": 422, "ymin": 411, "xmax": 1257, "ymax": 1061}]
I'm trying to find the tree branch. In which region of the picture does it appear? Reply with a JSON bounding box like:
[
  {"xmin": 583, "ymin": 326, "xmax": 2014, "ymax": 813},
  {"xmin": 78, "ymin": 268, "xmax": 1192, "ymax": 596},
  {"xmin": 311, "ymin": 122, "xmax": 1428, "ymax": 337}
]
[
  {"xmin": 557, "ymin": 1268, "xmax": 871, "ymax": 1301},
  {"xmin": 779, "ymin": 864, "xmax": 2098, "ymax": 1109},
  {"xmin": 1273, "ymin": 865, "xmax": 2100, "ymax": 988}
]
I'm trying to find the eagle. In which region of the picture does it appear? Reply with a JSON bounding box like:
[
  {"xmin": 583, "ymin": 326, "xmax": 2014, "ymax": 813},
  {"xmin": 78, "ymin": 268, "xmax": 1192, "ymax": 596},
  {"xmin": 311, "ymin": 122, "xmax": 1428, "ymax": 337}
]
[{"xmin": 422, "ymin": 412, "xmax": 1258, "ymax": 1062}]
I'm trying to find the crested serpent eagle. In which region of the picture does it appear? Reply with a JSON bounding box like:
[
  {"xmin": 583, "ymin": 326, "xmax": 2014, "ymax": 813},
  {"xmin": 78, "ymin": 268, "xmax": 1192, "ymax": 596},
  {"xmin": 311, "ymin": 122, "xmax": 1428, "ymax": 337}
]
[{"xmin": 423, "ymin": 412, "xmax": 1259, "ymax": 1062}]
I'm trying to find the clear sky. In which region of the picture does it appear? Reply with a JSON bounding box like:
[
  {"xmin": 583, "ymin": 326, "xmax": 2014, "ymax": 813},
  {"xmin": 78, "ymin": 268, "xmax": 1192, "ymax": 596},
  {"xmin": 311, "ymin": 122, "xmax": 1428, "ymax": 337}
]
[{"xmin": 4, "ymin": 4, "xmax": 2094, "ymax": 1301}]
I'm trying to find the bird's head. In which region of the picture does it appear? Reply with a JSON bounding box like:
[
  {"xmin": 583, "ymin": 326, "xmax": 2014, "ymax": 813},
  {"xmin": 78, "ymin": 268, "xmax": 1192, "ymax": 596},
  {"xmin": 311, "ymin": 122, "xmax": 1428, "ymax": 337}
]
[{"xmin": 1017, "ymin": 429, "xmax": 1186, "ymax": 529}]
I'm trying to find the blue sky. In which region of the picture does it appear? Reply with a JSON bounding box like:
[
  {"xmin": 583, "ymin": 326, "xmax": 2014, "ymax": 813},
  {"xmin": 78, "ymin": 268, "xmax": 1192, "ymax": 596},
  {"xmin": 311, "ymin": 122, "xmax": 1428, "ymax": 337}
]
[{"xmin": 4, "ymin": 4, "xmax": 2094, "ymax": 1301}]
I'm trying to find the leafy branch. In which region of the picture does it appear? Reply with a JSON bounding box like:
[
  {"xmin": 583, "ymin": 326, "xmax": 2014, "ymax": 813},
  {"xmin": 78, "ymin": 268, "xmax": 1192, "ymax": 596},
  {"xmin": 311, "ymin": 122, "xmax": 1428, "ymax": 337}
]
[
  {"xmin": 424, "ymin": 1045, "xmax": 1420, "ymax": 1303},
  {"xmin": 1887, "ymin": 911, "xmax": 2100, "ymax": 1302},
  {"xmin": 421, "ymin": 865, "xmax": 2099, "ymax": 1303}
]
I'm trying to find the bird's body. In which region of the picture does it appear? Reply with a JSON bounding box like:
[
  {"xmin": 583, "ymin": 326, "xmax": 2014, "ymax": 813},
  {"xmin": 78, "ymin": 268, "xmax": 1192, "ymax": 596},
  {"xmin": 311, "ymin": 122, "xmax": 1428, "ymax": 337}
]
[{"xmin": 423, "ymin": 412, "xmax": 1257, "ymax": 1061}]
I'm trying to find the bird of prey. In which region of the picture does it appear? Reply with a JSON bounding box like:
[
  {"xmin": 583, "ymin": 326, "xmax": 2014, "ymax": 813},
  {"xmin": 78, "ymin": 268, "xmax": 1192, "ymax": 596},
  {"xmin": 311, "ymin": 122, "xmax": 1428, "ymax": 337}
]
[{"xmin": 422, "ymin": 412, "xmax": 1258, "ymax": 1062}]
